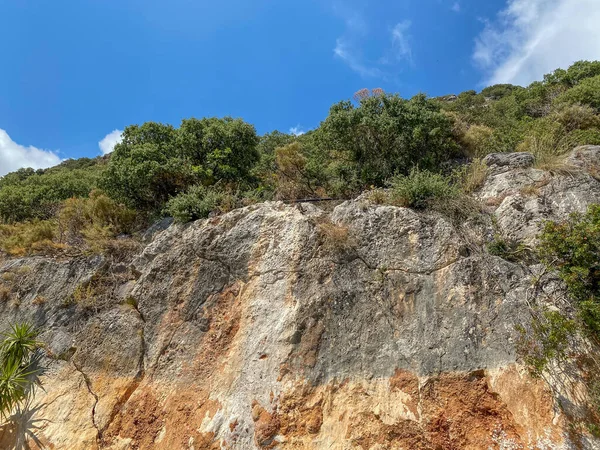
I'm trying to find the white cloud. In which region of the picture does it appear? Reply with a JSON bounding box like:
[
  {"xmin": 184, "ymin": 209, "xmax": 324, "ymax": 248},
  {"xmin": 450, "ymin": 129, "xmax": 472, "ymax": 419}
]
[
  {"xmin": 452, "ymin": 2, "xmax": 461, "ymax": 12},
  {"xmin": 391, "ymin": 21, "xmax": 413, "ymax": 63},
  {"xmin": 289, "ymin": 125, "xmax": 305, "ymax": 136},
  {"xmin": 332, "ymin": 8, "xmax": 413, "ymax": 79},
  {"xmin": 334, "ymin": 38, "xmax": 383, "ymax": 78},
  {"xmin": 99, "ymin": 129, "xmax": 123, "ymax": 155},
  {"xmin": 0, "ymin": 129, "xmax": 61, "ymax": 177},
  {"xmin": 474, "ymin": 0, "xmax": 600, "ymax": 86}
]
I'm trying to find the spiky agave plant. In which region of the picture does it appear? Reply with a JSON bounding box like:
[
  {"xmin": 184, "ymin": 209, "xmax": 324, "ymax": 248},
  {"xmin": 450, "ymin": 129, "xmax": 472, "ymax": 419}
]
[{"xmin": 0, "ymin": 323, "xmax": 42, "ymax": 420}]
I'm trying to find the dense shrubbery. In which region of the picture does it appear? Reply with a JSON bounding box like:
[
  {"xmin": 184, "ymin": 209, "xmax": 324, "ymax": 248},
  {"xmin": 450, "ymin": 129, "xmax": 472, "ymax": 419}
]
[
  {"xmin": 321, "ymin": 94, "xmax": 460, "ymax": 187},
  {"xmin": 101, "ymin": 118, "xmax": 260, "ymax": 210},
  {"xmin": 443, "ymin": 60, "xmax": 600, "ymax": 163},
  {"xmin": 1, "ymin": 60, "xmax": 600, "ymax": 237},
  {"xmin": 0, "ymin": 159, "xmax": 104, "ymax": 223},
  {"xmin": 0, "ymin": 220, "xmax": 59, "ymax": 256},
  {"xmin": 0, "ymin": 190, "xmax": 136, "ymax": 256}
]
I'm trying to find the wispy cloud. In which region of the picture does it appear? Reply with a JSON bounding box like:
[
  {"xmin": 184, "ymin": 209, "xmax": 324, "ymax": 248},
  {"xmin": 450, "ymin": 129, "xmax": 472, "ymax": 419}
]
[
  {"xmin": 332, "ymin": 7, "xmax": 413, "ymax": 79},
  {"xmin": 99, "ymin": 129, "xmax": 123, "ymax": 155},
  {"xmin": 334, "ymin": 38, "xmax": 383, "ymax": 78},
  {"xmin": 451, "ymin": 2, "xmax": 461, "ymax": 13},
  {"xmin": 0, "ymin": 129, "xmax": 61, "ymax": 177},
  {"xmin": 391, "ymin": 21, "xmax": 413, "ymax": 64},
  {"xmin": 474, "ymin": 0, "xmax": 600, "ymax": 86},
  {"xmin": 289, "ymin": 125, "xmax": 305, "ymax": 136}
]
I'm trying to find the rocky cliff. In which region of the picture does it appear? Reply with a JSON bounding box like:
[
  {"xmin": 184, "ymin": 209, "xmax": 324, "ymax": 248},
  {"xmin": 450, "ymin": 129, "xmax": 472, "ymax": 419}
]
[{"xmin": 2, "ymin": 147, "xmax": 600, "ymax": 449}]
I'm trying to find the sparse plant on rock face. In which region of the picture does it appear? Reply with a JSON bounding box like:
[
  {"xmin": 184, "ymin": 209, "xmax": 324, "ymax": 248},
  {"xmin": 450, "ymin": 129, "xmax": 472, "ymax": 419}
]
[
  {"xmin": 517, "ymin": 205, "xmax": 600, "ymax": 433},
  {"xmin": 539, "ymin": 205, "xmax": 600, "ymax": 310},
  {"xmin": 0, "ymin": 323, "xmax": 43, "ymax": 420},
  {"xmin": 367, "ymin": 188, "xmax": 388, "ymax": 205},
  {"xmin": 453, "ymin": 158, "xmax": 488, "ymax": 194},
  {"xmin": 0, "ymin": 285, "xmax": 10, "ymax": 302},
  {"xmin": 487, "ymin": 235, "xmax": 533, "ymax": 263},
  {"xmin": 316, "ymin": 222, "xmax": 355, "ymax": 254},
  {"xmin": 389, "ymin": 168, "xmax": 459, "ymax": 209}
]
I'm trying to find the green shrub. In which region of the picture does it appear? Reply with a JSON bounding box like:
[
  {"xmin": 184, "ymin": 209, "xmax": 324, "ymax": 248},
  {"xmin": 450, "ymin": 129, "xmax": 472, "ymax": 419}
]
[
  {"xmin": 320, "ymin": 93, "xmax": 460, "ymax": 187},
  {"xmin": 552, "ymin": 104, "xmax": 600, "ymax": 132},
  {"xmin": 165, "ymin": 185, "xmax": 229, "ymax": 223},
  {"xmin": 555, "ymin": 75, "xmax": 600, "ymax": 111},
  {"xmin": 480, "ymin": 84, "xmax": 521, "ymax": 100},
  {"xmin": 102, "ymin": 118, "xmax": 260, "ymax": 211},
  {"xmin": 539, "ymin": 205, "xmax": 600, "ymax": 305},
  {"xmin": 0, "ymin": 160, "xmax": 104, "ymax": 223},
  {"xmin": 57, "ymin": 190, "xmax": 138, "ymax": 254},
  {"xmin": 59, "ymin": 190, "xmax": 136, "ymax": 237},
  {"xmin": 461, "ymin": 125, "xmax": 494, "ymax": 157},
  {"xmin": 517, "ymin": 119, "xmax": 578, "ymax": 172},
  {"xmin": 544, "ymin": 61, "xmax": 600, "ymax": 87},
  {"xmin": 389, "ymin": 168, "xmax": 459, "ymax": 209},
  {"xmin": 274, "ymin": 142, "xmax": 329, "ymax": 199},
  {"xmin": 517, "ymin": 310, "xmax": 577, "ymax": 376}
]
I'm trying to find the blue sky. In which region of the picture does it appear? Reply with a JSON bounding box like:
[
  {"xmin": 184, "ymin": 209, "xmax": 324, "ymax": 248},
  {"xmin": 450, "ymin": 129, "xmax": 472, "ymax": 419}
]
[{"xmin": 1, "ymin": 0, "xmax": 600, "ymax": 175}]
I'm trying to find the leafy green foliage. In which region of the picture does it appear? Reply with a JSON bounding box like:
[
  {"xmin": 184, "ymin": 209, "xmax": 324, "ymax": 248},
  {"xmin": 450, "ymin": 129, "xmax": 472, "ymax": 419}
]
[
  {"xmin": 517, "ymin": 310, "xmax": 577, "ymax": 376},
  {"xmin": 389, "ymin": 168, "xmax": 459, "ymax": 209},
  {"xmin": 102, "ymin": 118, "xmax": 259, "ymax": 210},
  {"xmin": 0, "ymin": 190, "xmax": 137, "ymax": 256},
  {"xmin": 1, "ymin": 60, "xmax": 600, "ymax": 238},
  {"xmin": 0, "ymin": 323, "xmax": 42, "ymax": 419},
  {"xmin": 516, "ymin": 206, "xmax": 600, "ymax": 433},
  {"xmin": 252, "ymin": 131, "xmax": 297, "ymax": 195},
  {"xmin": 320, "ymin": 93, "xmax": 460, "ymax": 187},
  {"xmin": 544, "ymin": 60, "xmax": 600, "ymax": 88},
  {"xmin": 0, "ymin": 159, "xmax": 104, "ymax": 223},
  {"xmin": 274, "ymin": 142, "xmax": 329, "ymax": 199},
  {"xmin": 165, "ymin": 185, "xmax": 231, "ymax": 223},
  {"xmin": 555, "ymin": 75, "xmax": 600, "ymax": 111},
  {"xmin": 480, "ymin": 84, "xmax": 522, "ymax": 100},
  {"xmin": 539, "ymin": 205, "xmax": 600, "ymax": 306}
]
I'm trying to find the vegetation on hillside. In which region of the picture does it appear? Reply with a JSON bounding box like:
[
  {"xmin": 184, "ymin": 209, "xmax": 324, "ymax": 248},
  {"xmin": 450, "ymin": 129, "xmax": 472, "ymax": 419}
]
[{"xmin": 2, "ymin": 60, "xmax": 600, "ymax": 255}]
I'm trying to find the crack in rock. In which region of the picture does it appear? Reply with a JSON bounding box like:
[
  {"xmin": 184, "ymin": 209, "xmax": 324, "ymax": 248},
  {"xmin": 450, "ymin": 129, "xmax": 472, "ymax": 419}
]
[{"xmin": 71, "ymin": 359, "xmax": 100, "ymax": 443}]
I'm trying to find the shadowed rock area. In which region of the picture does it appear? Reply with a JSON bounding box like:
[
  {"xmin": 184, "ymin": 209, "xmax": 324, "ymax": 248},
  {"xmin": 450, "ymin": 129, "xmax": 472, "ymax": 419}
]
[{"xmin": 2, "ymin": 147, "xmax": 600, "ymax": 449}]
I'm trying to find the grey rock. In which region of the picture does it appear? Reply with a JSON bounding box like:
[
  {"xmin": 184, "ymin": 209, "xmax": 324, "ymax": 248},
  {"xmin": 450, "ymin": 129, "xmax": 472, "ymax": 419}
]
[
  {"xmin": 140, "ymin": 216, "xmax": 174, "ymax": 242},
  {"xmin": 3, "ymin": 147, "xmax": 600, "ymax": 448},
  {"xmin": 483, "ymin": 152, "xmax": 535, "ymax": 173}
]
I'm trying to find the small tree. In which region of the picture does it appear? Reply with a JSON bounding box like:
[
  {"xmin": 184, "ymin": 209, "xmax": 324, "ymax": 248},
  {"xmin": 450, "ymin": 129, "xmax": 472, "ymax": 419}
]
[{"xmin": 320, "ymin": 93, "xmax": 460, "ymax": 187}]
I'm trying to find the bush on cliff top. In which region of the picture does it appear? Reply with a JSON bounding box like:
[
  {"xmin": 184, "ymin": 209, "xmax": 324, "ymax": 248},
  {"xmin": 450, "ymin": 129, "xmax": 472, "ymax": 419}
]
[{"xmin": 2, "ymin": 60, "xmax": 600, "ymax": 228}]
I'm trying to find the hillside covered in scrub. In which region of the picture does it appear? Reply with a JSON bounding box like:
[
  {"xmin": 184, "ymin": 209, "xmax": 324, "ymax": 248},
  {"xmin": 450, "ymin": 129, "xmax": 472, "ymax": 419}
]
[
  {"xmin": 2, "ymin": 62, "xmax": 600, "ymax": 449},
  {"xmin": 1, "ymin": 60, "xmax": 600, "ymax": 253}
]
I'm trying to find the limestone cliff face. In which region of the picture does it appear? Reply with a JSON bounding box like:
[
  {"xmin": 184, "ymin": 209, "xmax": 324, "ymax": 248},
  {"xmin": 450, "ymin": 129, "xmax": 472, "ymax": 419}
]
[{"xmin": 2, "ymin": 147, "xmax": 600, "ymax": 449}]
